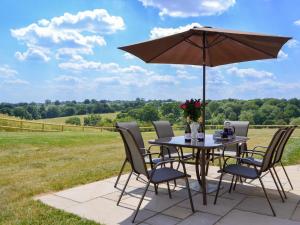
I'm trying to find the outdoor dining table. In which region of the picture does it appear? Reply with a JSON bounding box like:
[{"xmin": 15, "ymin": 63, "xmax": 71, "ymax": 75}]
[{"xmin": 148, "ymin": 134, "xmax": 248, "ymax": 205}]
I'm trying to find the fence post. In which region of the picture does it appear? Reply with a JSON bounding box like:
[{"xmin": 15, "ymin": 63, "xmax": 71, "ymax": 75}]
[
  {"xmin": 61, "ymin": 125, "xmax": 64, "ymax": 132},
  {"xmin": 42, "ymin": 123, "xmax": 45, "ymax": 132},
  {"xmin": 82, "ymin": 126, "xmax": 84, "ymax": 131}
]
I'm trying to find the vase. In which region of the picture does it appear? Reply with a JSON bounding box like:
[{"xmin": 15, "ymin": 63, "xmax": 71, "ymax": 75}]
[{"xmin": 190, "ymin": 122, "xmax": 199, "ymax": 140}]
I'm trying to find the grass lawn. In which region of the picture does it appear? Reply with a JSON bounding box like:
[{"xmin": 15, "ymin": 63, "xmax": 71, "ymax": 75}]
[
  {"xmin": 1, "ymin": 129, "xmax": 300, "ymax": 224},
  {"xmin": 37, "ymin": 112, "xmax": 118, "ymax": 125}
]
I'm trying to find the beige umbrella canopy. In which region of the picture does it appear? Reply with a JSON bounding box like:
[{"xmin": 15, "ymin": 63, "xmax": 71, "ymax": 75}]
[{"xmin": 119, "ymin": 26, "xmax": 291, "ymax": 129}]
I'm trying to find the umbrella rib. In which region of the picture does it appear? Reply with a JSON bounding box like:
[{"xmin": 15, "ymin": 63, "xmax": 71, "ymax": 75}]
[
  {"xmin": 146, "ymin": 34, "xmax": 193, "ymax": 63},
  {"xmin": 208, "ymin": 36, "xmax": 227, "ymax": 48},
  {"xmin": 184, "ymin": 38, "xmax": 203, "ymax": 49},
  {"xmin": 221, "ymin": 34, "xmax": 277, "ymax": 58},
  {"xmin": 207, "ymin": 34, "xmax": 222, "ymax": 47}
]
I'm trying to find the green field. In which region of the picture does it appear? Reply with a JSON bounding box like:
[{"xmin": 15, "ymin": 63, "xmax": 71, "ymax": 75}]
[
  {"xmin": 1, "ymin": 129, "xmax": 300, "ymax": 225},
  {"xmin": 37, "ymin": 112, "xmax": 118, "ymax": 125}
]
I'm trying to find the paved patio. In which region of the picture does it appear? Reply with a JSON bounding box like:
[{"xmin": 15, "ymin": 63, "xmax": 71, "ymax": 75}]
[{"xmin": 35, "ymin": 165, "xmax": 300, "ymax": 225}]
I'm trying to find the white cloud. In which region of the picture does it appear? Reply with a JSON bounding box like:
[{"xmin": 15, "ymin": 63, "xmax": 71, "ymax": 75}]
[
  {"xmin": 11, "ymin": 9, "xmax": 125, "ymax": 62},
  {"xmin": 227, "ymin": 67, "xmax": 274, "ymax": 79},
  {"xmin": 0, "ymin": 65, "xmax": 29, "ymax": 85},
  {"xmin": 150, "ymin": 23, "xmax": 202, "ymax": 39},
  {"xmin": 139, "ymin": 0, "xmax": 235, "ymax": 18},
  {"xmin": 15, "ymin": 46, "xmax": 51, "ymax": 62},
  {"xmin": 277, "ymin": 50, "xmax": 288, "ymax": 61},
  {"xmin": 57, "ymin": 58, "xmax": 179, "ymax": 87},
  {"xmin": 294, "ymin": 19, "xmax": 300, "ymax": 26},
  {"xmin": 3, "ymin": 79, "xmax": 29, "ymax": 85},
  {"xmin": 176, "ymin": 70, "xmax": 197, "ymax": 80},
  {"xmin": 286, "ymin": 39, "xmax": 299, "ymax": 48},
  {"xmin": 123, "ymin": 52, "xmax": 135, "ymax": 59},
  {"xmin": 0, "ymin": 65, "xmax": 18, "ymax": 78}
]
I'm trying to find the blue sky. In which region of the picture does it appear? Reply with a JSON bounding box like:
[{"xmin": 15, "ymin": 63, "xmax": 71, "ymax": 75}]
[{"xmin": 0, "ymin": 0, "xmax": 300, "ymax": 102}]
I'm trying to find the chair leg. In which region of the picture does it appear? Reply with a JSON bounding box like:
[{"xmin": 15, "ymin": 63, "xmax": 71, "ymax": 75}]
[
  {"xmin": 184, "ymin": 176, "xmax": 195, "ymax": 212},
  {"xmin": 154, "ymin": 184, "xmax": 158, "ymax": 195},
  {"xmin": 233, "ymin": 176, "xmax": 238, "ymax": 191},
  {"xmin": 206, "ymin": 160, "xmax": 210, "ymax": 176},
  {"xmin": 229, "ymin": 175, "xmax": 235, "ymax": 193},
  {"xmin": 258, "ymin": 177, "xmax": 276, "ymax": 217},
  {"xmin": 214, "ymin": 172, "xmax": 224, "ymax": 204},
  {"xmin": 114, "ymin": 159, "xmax": 127, "ymax": 188},
  {"xmin": 167, "ymin": 181, "xmax": 172, "ymax": 199},
  {"xmin": 132, "ymin": 181, "xmax": 151, "ymax": 223},
  {"xmin": 273, "ymin": 167, "xmax": 287, "ymax": 199},
  {"xmin": 218, "ymin": 156, "xmax": 222, "ymax": 170},
  {"xmin": 269, "ymin": 169, "xmax": 284, "ymax": 202},
  {"xmin": 117, "ymin": 171, "xmax": 133, "ymax": 205},
  {"xmin": 281, "ymin": 162, "xmax": 293, "ymax": 190}
]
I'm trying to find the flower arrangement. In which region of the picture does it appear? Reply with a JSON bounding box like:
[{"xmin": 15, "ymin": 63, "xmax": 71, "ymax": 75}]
[{"xmin": 180, "ymin": 99, "xmax": 204, "ymax": 122}]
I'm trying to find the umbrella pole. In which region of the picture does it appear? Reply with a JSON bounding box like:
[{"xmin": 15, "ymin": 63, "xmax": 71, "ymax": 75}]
[
  {"xmin": 202, "ymin": 32, "xmax": 206, "ymax": 132},
  {"xmin": 202, "ymin": 64, "xmax": 206, "ymax": 132}
]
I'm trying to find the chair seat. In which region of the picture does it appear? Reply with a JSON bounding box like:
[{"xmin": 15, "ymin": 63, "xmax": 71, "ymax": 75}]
[
  {"xmin": 148, "ymin": 167, "xmax": 186, "ymax": 184},
  {"xmin": 241, "ymin": 157, "xmax": 263, "ymax": 167},
  {"xmin": 144, "ymin": 156, "xmax": 162, "ymax": 164},
  {"xmin": 223, "ymin": 164, "xmax": 259, "ymax": 179}
]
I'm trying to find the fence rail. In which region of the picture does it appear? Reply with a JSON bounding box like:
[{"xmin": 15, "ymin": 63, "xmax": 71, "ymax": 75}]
[{"xmin": 0, "ymin": 116, "xmax": 296, "ymax": 132}]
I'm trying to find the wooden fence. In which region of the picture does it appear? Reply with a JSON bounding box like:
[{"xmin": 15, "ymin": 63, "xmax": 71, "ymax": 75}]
[{"xmin": 0, "ymin": 116, "xmax": 296, "ymax": 132}]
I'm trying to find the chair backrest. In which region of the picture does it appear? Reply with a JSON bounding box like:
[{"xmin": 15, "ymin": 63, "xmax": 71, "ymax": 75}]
[
  {"xmin": 260, "ymin": 128, "xmax": 286, "ymax": 172},
  {"xmin": 273, "ymin": 126, "xmax": 296, "ymax": 164},
  {"xmin": 152, "ymin": 121, "xmax": 175, "ymax": 138},
  {"xmin": 118, "ymin": 127, "xmax": 148, "ymax": 178},
  {"xmin": 152, "ymin": 121, "xmax": 178, "ymax": 156},
  {"xmin": 116, "ymin": 122, "xmax": 145, "ymax": 154},
  {"xmin": 224, "ymin": 121, "xmax": 250, "ymax": 137},
  {"xmin": 224, "ymin": 121, "xmax": 250, "ymax": 152}
]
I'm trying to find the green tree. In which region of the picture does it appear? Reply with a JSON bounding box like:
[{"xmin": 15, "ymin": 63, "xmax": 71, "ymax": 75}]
[
  {"xmin": 46, "ymin": 106, "xmax": 60, "ymax": 118},
  {"xmin": 139, "ymin": 105, "xmax": 160, "ymax": 122},
  {"xmin": 290, "ymin": 117, "xmax": 300, "ymax": 125},
  {"xmin": 13, "ymin": 107, "xmax": 32, "ymax": 119},
  {"xmin": 284, "ymin": 104, "xmax": 300, "ymax": 119},
  {"xmin": 84, "ymin": 114, "xmax": 102, "ymax": 126},
  {"xmin": 239, "ymin": 111, "xmax": 255, "ymax": 124},
  {"xmin": 65, "ymin": 117, "xmax": 81, "ymax": 125},
  {"xmin": 62, "ymin": 107, "xmax": 76, "ymax": 116},
  {"xmin": 26, "ymin": 105, "xmax": 41, "ymax": 119}
]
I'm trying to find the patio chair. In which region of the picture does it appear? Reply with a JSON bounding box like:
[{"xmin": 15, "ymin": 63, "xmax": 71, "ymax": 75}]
[
  {"xmin": 117, "ymin": 127, "xmax": 195, "ymax": 223},
  {"xmin": 222, "ymin": 121, "xmax": 250, "ymax": 157},
  {"xmin": 210, "ymin": 121, "xmax": 250, "ymax": 171},
  {"xmin": 114, "ymin": 122, "xmax": 162, "ymax": 188},
  {"xmin": 272, "ymin": 126, "xmax": 296, "ymax": 190},
  {"xmin": 241, "ymin": 126, "xmax": 296, "ymax": 197},
  {"xmin": 214, "ymin": 128, "xmax": 286, "ymax": 216},
  {"xmin": 152, "ymin": 121, "xmax": 194, "ymax": 160}
]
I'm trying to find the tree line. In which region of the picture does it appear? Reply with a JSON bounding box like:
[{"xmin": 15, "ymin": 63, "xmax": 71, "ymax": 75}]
[{"xmin": 2, "ymin": 98, "xmax": 300, "ymax": 126}]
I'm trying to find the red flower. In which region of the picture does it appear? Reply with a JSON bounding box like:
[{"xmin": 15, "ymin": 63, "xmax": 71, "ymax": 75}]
[
  {"xmin": 194, "ymin": 101, "xmax": 201, "ymax": 108},
  {"xmin": 180, "ymin": 103, "xmax": 187, "ymax": 109}
]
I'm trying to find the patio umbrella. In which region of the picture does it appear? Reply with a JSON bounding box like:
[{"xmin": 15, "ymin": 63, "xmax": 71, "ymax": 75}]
[{"xmin": 119, "ymin": 26, "xmax": 291, "ymax": 130}]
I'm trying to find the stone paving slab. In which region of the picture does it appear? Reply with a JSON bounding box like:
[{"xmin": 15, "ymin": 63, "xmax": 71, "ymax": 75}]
[{"xmin": 36, "ymin": 165, "xmax": 300, "ymax": 225}]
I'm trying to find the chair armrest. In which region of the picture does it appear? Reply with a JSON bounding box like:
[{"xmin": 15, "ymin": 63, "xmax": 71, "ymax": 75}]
[
  {"xmin": 253, "ymin": 146, "xmax": 267, "ymax": 150},
  {"xmin": 152, "ymin": 159, "xmax": 177, "ymax": 169},
  {"xmin": 141, "ymin": 144, "xmax": 160, "ymax": 153},
  {"xmin": 242, "ymin": 150, "xmax": 265, "ymax": 157},
  {"xmin": 142, "ymin": 152, "xmax": 160, "ymax": 157},
  {"xmin": 222, "ymin": 156, "xmax": 240, "ymax": 168}
]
